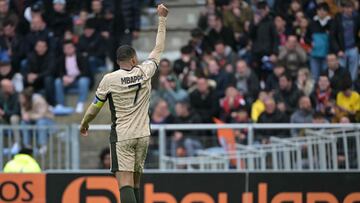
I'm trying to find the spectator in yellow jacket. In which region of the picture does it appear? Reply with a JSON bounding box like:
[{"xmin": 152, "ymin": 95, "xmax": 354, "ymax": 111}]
[{"xmin": 3, "ymin": 148, "xmax": 41, "ymax": 173}]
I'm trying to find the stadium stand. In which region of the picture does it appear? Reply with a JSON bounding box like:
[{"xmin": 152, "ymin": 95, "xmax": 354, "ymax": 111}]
[{"xmin": 0, "ymin": 0, "xmax": 359, "ymax": 170}]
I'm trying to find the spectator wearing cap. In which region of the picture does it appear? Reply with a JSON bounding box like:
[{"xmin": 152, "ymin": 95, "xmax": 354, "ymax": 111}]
[
  {"xmin": 278, "ymin": 35, "xmax": 307, "ymax": 78},
  {"xmin": 322, "ymin": 53, "xmax": 351, "ymax": 97},
  {"xmin": 0, "ymin": 0, "xmax": 18, "ymax": 30},
  {"xmin": 54, "ymin": 41, "xmax": 91, "ymax": 114},
  {"xmin": 249, "ymin": 1, "xmax": 279, "ymax": 76},
  {"xmin": 190, "ymin": 77, "xmax": 219, "ymax": 123},
  {"xmin": 231, "ymin": 60, "xmax": 260, "ymax": 104},
  {"xmin": 24, "ymin": 15, "xmax": 56, "ymax": 54},
  {"xmin": 47, "ymin": 0, "xmax": 73, "ymax": 39},
  {"xmin": 25, "ymin": 40, "xmax": 56, "ymax": 106},
  {"xmin": 77, "ymin": 18, "xmax": 107, "ymax": 73},
  {"xmin": 330, "ymin": 0, "xmax": 360, "ymax": 82},
  {"xmin": 206, "ymin": 13, "xmax": 237, "ymax": 51},
  {"xmin": 274, "ymin": 73, "xmax": 303, "ymax": 115},
  {"xmin": 306, "ymin": 3, "xmax": 332, "ymax": 81}
]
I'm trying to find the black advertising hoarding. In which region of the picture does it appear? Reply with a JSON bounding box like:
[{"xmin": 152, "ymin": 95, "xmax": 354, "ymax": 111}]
[
  {"xmin": 248, "ymin": 173, "xmax": 360, "ymax": 203},
  {"xmin": 0, "ymin": 172, "xmax": 359, "ymax": 203}
]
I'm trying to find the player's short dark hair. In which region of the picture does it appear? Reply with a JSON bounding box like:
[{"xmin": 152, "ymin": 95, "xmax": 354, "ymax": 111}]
[
  {"xmin": 116, "ymin": 45, "xmax": 136, "ymax": 62},
  {"xmin": 317, "ymin": 2, "xmax": 330, "ymax": 12}
]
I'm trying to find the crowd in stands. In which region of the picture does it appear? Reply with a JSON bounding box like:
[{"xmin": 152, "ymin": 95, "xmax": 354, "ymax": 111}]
[
  {"xmin": 0, "ymin": 0, "xmax": 144, "ymax": 153},
  {"xmin": 148, "ymin": 0, "xmax": 360, "ymax": 158},
  {"xmin": 0, "ymin": 0, "xmax": 360, "ymax": 160}
]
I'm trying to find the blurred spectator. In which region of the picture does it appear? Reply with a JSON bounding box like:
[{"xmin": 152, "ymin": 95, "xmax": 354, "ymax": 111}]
[
  {"xmin": 307, "ymin": 3, "xmax": 332, "ymax": 81},
  {"xmin": 322, "ymin": 53, "xmax": 352, "ymax": 96},
  {"xmin": 222, "ymin": 0, "xmax": 253, "ymax": 36},
  {"xmin": 278, "ymin": 35, "xmax": 307, "ymax": 77},
  {"xmin": 158, "ymin": 75, "xmax": 188, "ymax": 113},
  {"xmin": 335, "ymin": 80, "xmax": 360, "ymax": 122},
  {"xmin": 212, "ymin": 40, "xmax": 237, "ymax": 70},
  {"xmin": 77, "ymin": 19, "xmax": 106, "ymax": 73},
  {"xmin": 206, "ymin": 13, "xmax": 237, "ymax": 51},
  {"xmin": 310, "ymin": 74, "xmax": 336, "ymax": 119},
  {"xmin": 0, "ymin": 79, "xmax": 20, "ymax": 150},
  {"xmin": 220, "ymin": 86, "xmax": 246, "ymax": 122},
  {"xmin": 231, "ymin": 60, "xmax": 260, "ymax": 103},
  {"xmin": 0, "ymin": 60, "xmax": 14, "ymax": 81},
  {"xmin": 189, "ymin": 77, "xmax": 218, "ymax": 123},
  {"xmin": 0, "ymin": 0, "xmax": 18, "ymax": 30},
  {"xmin": 152, "ymin": 58, "xmax": 175, "ymax": 90},
  {"xmin": 330, "ymin": 0, "xmax": 359, "ymax": 82},
  {"xmin": 197, "ymin": 0, "xmax": 217, "ymax": 31},
  {"xmin": 265, "ymin": 63, "xmax": 285, "ymax": 91},
  {"xmin": 173, "ymin": 45, "xmax": 194, "ymax": 76},
  {"xmin": 24, "ymin": 15, "xmax": 55, "ymax": 54},
  {"xmin": 251, "ymin": 91, "xmax": 267, "ymax": 122},
  {"xmin": 297, "ymin": 16, "xmax": 312, "ymax": 53},
  {"xmin": 20, "ymin": 88, "xmax": 54, "ymax": 153},
  {"xmin": 249, "ymin": 1, "xmax": 278, "ymax": 76},
  {"xmin": 151, "ymin": 99, "xmax": 174, "ymax": 124},
  {"xmin": 47, "ymin": 0, "xmax": 73, "ymax": 39},
  {"xmin": 274, "ymin": 15, "xmax": 288, "ymax": 47},
  {"xmin": 274, "ymin": 73, "xmax": 303, "ymax": 114},
  {"xmin": 0, "ymin": 20, "xmax": 26, "ymax": 73},
  {"xmin": 25, "ymin": 40, "xmax": 55, "ymax": 105},
  {"xmin": 257, "ymin": 97, "xmax": 289, "ymax": 142},
  {"xmin": 188, "ymin": 28, "xmax": 211, "ymax": 57},
  {"xmin": 171, "ymin": 102, "xmax": 203, "ymax": 157},
  {"xmin": 296, "ymin": 68, "xmax": 314, "ymax": 96},
  {"xmin": 99, "ymin": 147, "xmax": 110, "ymax": 169},
  {"xmin": 3, "ymin": 148, "xmax": 41, "ymax": 173},
  {"xmin": 54, "ymin": 41, "xmax": 90, "ymax": 114},
  {"xmin": 312, "ymin": 112, "xmax": 329, "ymax": 123},
  {"xmin": 290, "ymin": 96, "xmax": 313, "ymax": 136},
  {"xmin": 207, "ymin": 59, "xmax": 232, "ymax": 98}
]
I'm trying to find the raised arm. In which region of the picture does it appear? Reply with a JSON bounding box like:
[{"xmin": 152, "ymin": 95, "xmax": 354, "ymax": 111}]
[{"xmin": 148, "ymin": 4, "xmax": 169, "ymax": 64}]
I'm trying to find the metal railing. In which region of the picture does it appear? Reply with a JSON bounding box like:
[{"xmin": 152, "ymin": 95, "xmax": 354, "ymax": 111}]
[
  {"xmin": 0, "ymin": 124, "xmax": 79, "ymax": 171},
  {"xmin": 1, "ymin": 123, "xmax": 360, "ymax": 172}
]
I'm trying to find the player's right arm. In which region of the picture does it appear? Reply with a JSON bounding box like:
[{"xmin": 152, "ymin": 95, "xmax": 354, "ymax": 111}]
[
  {"xmin": 148, "ymin": 4, "xmax": 168, "ymax": 64},
  {"xmin": 80, "ymin": 75, "xmax": 109, "ymax": 136}
]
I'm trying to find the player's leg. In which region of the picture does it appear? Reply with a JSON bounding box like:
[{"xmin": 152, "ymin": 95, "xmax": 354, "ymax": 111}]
[
  {"xmin": 115, "ymin": 171, "xmax": 137, "ymax": 203},
  {"xmin": 110, "ymin": 140, "xmax": 137, "ymax": 203},
  {"xmin": 134, "ymin": 136, "xmax": 150, "ymax": 203}
]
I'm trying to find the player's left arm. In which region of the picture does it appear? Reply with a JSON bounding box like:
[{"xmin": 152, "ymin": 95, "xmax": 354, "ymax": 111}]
[{"xmin": 80, "ymin": 97, "xmax": 105, "ymax": 136}]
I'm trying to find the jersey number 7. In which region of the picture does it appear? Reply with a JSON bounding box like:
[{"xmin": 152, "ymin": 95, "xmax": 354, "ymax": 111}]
[{"xmin": 128, "ymin": 83, "xmax": 142, "ymax": 105}]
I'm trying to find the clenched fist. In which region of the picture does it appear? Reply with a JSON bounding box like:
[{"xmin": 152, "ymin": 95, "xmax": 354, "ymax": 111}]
[{"xmin": 157, "ymin": 4, "xmax": 168, "ymax": 17}]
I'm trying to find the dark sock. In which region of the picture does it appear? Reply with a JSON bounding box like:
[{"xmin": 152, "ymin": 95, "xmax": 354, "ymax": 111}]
[
  {"xmin": 120, "ymin": 186, "xmax": 137, "ymax": 203},
  {"xmin": 134, "ymin": 188, "xmax": 140, "ymax": 203}
]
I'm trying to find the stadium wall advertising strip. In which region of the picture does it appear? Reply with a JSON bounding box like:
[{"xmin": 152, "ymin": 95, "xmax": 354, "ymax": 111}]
[{"xmin": 0, "ymin": 173, "xmax": 359, "ymax": 203}]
